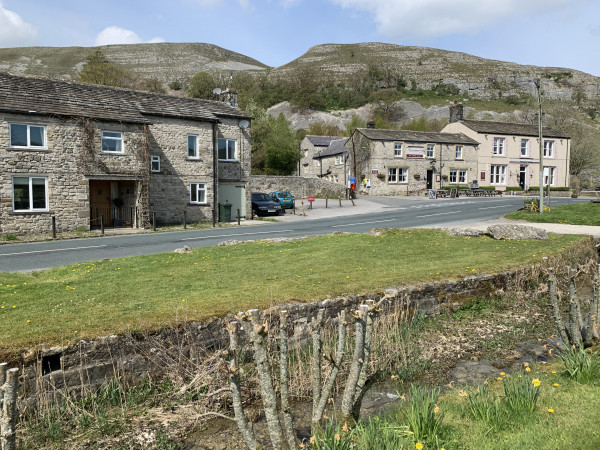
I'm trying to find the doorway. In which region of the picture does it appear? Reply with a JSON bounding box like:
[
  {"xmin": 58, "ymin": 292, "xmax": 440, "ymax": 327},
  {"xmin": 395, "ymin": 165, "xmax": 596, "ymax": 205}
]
[
  {"xmin": 426, "ymin": 170, "xmax": 434, "ymax": 189},
  {"xmin": 519, "ymin": 165, "xmax": 527, "ymax": 190}
]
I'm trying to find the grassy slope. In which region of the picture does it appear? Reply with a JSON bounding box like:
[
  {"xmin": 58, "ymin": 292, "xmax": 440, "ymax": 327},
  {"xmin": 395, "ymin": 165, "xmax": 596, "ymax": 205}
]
[
  {"xmin": 506, "ymin": 202, "xmax": 600, "ymax": 226},
  {"xmin": 0, "ymin": 229, "xmax": 584, "ymax": 358}
]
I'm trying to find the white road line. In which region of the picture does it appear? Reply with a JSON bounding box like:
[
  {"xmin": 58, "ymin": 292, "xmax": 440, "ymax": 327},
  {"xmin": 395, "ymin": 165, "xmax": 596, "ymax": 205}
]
[
  {"xmin": 179, "ymin": 230, "xmax": 295, "ymax": 241},
  {"xmin": 331, "ymin": 219, "xmax": 397, "ymax": 228},
  {"xmin": 0, "ymin": 244, "xmax": 108, "ymax": 257},
  {"xmin": 416, "ymin": 211, "xmax": 462, "ymax": 218},
  {"xmin": 478, "ymin": 205, "xmax": 510, "ymax": 210}
]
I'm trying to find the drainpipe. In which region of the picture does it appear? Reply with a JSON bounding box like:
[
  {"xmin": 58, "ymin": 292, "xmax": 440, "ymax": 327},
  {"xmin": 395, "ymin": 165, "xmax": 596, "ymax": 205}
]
[{"xmin": 212, "ymin": 121, "xmax": 219, "ymax": 227}]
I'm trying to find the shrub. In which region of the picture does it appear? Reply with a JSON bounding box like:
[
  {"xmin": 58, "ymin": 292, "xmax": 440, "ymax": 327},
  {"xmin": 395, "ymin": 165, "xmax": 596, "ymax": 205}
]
[
  {"xmin": 558, "ymin": 347, "xmax": 600, "ymax": 384},
  {"xmin": 506, "ymin": 186, "xmax": 524, "ymax": 191},
  {"xmin": 1, "ymin": 233, "xmax": 18, "ymax": 241},
  {"xmin": 502, "ymin": 373, "xmax": 541, "ymax": 415},
  {"xmin": 527, "ymin": 186, "xmax": 570, "ymax": 191},
  {"xmin": 403, "ymin": 384, "xmax": 444, "ymax": 443}
]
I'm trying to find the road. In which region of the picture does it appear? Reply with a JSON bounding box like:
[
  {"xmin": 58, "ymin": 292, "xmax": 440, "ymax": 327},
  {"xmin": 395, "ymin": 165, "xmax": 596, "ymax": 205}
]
[{"xmin": 0, "ymin": 196, "xmax": 588, "ymax": 272}]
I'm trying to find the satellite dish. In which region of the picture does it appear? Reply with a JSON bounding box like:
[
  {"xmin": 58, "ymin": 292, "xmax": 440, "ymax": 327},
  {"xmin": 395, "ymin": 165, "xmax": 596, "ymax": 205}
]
[
  {"xmin": 212, "ymin": 87, "xmax": 222, "ymax": 95},
  {"xmin": 238, "ymin": 119, "xmax": 250, "ymax": 129}
]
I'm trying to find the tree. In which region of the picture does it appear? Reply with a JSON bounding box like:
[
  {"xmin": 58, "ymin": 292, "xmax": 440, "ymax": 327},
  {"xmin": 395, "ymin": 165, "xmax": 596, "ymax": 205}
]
[
  {"xmin": 188, "ymin": 72, "xmax": 216, "ymax": 99},
  {"xmin": 77, "ymin": 50, "xmax": 136, "ymax": 88}
]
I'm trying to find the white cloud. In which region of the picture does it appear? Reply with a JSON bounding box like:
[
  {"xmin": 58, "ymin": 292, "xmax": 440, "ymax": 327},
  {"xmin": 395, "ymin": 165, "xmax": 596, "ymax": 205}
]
[
  {"xmin": 0, "ymin": 2, "xmax": 38, "ymax": 47},
  {"xmin": 331, "ymin": 0, "xmax": 575, "ymax": 39},
  {"xmin": 94, "ymin": 26, "xmax": 164, "ymax": 46}
]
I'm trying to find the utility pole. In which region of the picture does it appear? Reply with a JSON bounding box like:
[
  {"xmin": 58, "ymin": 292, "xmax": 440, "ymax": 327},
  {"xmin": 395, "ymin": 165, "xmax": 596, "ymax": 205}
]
[{"xmin": 534, "ymin": 78, "xmax": 544, "ymax": 214}]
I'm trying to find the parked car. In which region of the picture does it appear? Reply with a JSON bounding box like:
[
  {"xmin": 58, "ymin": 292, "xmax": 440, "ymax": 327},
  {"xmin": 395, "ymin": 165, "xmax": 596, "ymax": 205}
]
[
  {"xmin": 251, "ymin": 193, "xmax": 283, "ymax": 216},
  {"xmin": 269, "ymin": 191, "xmax": 295, "ymax": 209}
]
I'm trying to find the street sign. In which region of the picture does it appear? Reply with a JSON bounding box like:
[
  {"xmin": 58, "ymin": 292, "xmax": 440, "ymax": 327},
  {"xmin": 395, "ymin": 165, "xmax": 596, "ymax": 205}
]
[{"xmin": 307, "ymin": 195, "xmax": 315, "ymax": 202}]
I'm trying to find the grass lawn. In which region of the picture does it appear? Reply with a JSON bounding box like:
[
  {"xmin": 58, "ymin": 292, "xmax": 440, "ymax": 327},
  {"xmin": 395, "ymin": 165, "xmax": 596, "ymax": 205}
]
[
  {"xmin": 506, "ymin": 202, "xmax": 600, "ymax": 226},
  {"xmin": 0, "ymin": 229, "xmax": 585, "ymax": 359}
]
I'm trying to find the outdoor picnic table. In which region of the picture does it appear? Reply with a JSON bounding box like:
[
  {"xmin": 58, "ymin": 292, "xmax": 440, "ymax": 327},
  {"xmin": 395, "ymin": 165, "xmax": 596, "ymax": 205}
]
[{"xmin": 465, "ymin": 189, "xmax": 502, "ymax": 197}]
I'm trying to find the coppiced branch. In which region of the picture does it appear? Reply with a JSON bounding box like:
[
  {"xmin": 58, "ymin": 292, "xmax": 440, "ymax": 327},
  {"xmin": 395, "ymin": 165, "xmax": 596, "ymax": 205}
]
[{"xmin": 279, "ymin": 310, "xmax": 297, "ymax": 449}]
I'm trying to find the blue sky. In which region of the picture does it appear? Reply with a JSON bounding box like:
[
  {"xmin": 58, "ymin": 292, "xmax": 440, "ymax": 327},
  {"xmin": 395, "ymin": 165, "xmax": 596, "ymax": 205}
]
[{"xmin": 1, "ymin": 0, "xmax": 599, "ymax": 76}]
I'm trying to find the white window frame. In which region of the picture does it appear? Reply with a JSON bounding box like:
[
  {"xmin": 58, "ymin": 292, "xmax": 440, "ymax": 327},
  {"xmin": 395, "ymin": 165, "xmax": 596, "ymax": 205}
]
[
  {"xmin": 455, "ymin": 145, "xmax": 463, "ymax": 160},
  {"xmin": 520, "ymin": 139, "xmax": 529, "ymax": 157},
  {"xmin": 493, "ymin": 137, "xmax": 505, "ymax": 156},
  {"xmin": 150, "ymin": 155, "xmax": 161, "ymax": 172},
  {"xmin": 9, "ymin": 123, "xmax": 47, "ymax": 149},
  {"xmin": 394, "ymin": 142, "xmax": 403, "ymax": 158},
  {"xmin": 459, "ymin": 169, "xmax": 467, "ymax": 184},
  {"xmin": 490, "ymin": 165, "xmax": 507, "ymax": 185},
  {"xmin": 187, "ymin": 134, "xmax": 199, "ymax": 159},
  {"xmin": 449, "ymin": 169, "xmax": 458, "ymax": 184},
  {"xmin": 543, "ymin": 167, "xmax": 556, "ymax": 186},
  {"xmin": 426, "ymin": 143, "xmax": 435, "ymax": 158},
  {"xmin": 543, "ymin": 140, "xmax": 555, "ymax": 158},
  {"xmin": 101, "ymin": 131, "xmax": 124, "ymax": 153},
  {"xmin": 218, "ymin": 138, "xmax": 237, "ymax": 161},
  {"xmin": 12, "ymin": 176, "xmax": 49, "ymax": 212},
  {"xmin": 190, "ymin": 182, "xmax": 207, "ymax": 204},
  {"xmin": 388, "ymin": 167, "xmax": 407, "ymax": 184}
]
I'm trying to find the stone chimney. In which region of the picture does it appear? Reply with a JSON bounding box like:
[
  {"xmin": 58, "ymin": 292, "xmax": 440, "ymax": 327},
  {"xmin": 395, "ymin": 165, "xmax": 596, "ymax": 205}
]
[
  {"xmin": 449, "ymin": 103, "xmax": 464, "ymax": 123},
  {"xmin": 366, "ymin": 118, "xmax": 376, "ymax": 129}
]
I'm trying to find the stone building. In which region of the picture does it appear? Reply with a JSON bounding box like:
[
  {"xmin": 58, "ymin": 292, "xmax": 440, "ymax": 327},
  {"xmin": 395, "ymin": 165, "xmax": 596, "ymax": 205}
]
[
  {"xmin": 442, "ymin": 104, "xmax": 570, "ymax": 190},
  {"xmin": 299, "ymin": 135, "xmax": 343, "ymax": 177},
  {"xmin": 346, "ymin": 127, "xmax": 479, "ymax": 196},
  {"xmin": 313, "ymin": 138, "xmax": 349, "ymax": 185},
  {"xmin": 0, "ymin": 73, "xmax": 251, "ymax": 235}
]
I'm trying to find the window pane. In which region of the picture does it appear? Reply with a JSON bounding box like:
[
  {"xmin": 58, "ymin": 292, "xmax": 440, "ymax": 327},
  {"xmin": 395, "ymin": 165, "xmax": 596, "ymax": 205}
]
[
  {"xmin": 32, "ymin": 178, "xmax": 46, "ymax": 209},
  {"xmin": 103, "ymin": 131, "xmax": 122, "ymax": 138},
  {"xmin": 30, "ymin": 126, "xmax": 44, "ymax": 147},
  {"xmin": 102, "ymin": 139, "xmax": 118, "ymax": 152},
  {"xmin": 13, "ymin": 177, "xmax": 30, "ymax": 210},
  {"xmin": 218, "ymin": 139, "xmax": 227, "ymax": 159},
  {"xmin": 10, "ymin": 124, "xmax": 27, "ymax": 146},
  {"xmin": 188, "ymin": 135, "xmax": 197, "ymax": 157},
  {"xmin": 198, "ymin": 186, "xmax": 206, "ymax": 203},
  {"xmin": 190, "ymin": 184, "xmax": 198, "ymax": 203}
]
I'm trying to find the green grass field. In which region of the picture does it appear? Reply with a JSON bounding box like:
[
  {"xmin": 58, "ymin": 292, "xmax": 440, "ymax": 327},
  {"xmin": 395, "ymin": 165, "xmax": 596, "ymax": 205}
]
[
  {"xmin": 506, "ymin": 202, "xmax": 600, "ymax": 226},
  {"xmin": 0, "ymin": 229, "xmax": 585, "ymax": 359}
]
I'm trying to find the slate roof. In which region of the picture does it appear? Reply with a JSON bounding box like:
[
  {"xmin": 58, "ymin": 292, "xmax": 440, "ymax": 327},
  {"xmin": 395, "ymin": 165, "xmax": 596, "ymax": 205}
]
[
  {"xmin": 356, "ymin": 128, "xmax": 479, "ymax": 146},
  {"xmin": 0, "ymin": 73, "xmax": 250, "ymax": 124},
  {"xmin": 305, "ymin": 135, "xmax": 344, "ymax": 147},
  {"xmin": 459, "ymin": 120, "xmax": 569, "ymax": 139},
  {"xmin": 314, "ymin": 138, "xmax": 348, "ymax": 159}
]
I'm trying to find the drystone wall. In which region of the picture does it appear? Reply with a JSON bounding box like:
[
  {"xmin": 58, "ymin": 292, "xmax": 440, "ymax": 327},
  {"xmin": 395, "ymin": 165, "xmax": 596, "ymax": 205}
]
[{"xmin": 249, "ymin": 175, "xmax": 346, "ymax": 199}]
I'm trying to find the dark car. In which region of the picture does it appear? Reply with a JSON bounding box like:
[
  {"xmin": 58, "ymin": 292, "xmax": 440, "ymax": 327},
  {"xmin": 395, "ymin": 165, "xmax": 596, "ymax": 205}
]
[
  {"xmin": 269, "ymin": 191, "xmax": 295, "ymax": 209},
  {"xmin": 251, "ymin": 193, "xmax": 282, "ymax": 216}
]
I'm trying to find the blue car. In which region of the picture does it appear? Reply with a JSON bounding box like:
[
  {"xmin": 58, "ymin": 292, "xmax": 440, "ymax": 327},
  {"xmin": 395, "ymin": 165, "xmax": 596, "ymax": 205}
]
[{"xmin": 269, "ymin": 191, "xmax": 295, "ymax": 209}]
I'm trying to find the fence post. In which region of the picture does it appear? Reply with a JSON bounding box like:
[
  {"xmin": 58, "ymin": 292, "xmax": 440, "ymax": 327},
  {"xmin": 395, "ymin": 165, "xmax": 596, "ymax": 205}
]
[
  {"xmin": 100, "ymin": 215, "xmax": 105, "ymax": 235},
  {"xmin": 338, "ymin": 195, "xmax": 342, "ymax": 207},
  {"xmin": 0, "ymin": 364, "xmax": 19, "ymax": 450},
  {"xmin": 152, "ymin": 212, "xmax": 156, "ymax": 232},
  {"xmin": 51, "ymin": 215, "xmax": 56, "ymax": 239},
  {"xmin": 325, "ymin": 196, "xmax": 328, "ymax": 208},
  {"xmin": 237, "ymin": 209, "xmax": 241, "ymax": 226},
  {"xmin": 183, "ymin": 210, "xmax": 187, "ymax": 230}
]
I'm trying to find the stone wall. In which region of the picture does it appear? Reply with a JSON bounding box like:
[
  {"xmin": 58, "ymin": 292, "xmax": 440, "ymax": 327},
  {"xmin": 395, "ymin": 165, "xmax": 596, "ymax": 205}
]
[
  {"xmin": 16, "ymin": 260, "xmax": 571, "ymax": 407},
  {"xmin": 249, "ymin": 175, "xmax": 346, "ymax": 199}
]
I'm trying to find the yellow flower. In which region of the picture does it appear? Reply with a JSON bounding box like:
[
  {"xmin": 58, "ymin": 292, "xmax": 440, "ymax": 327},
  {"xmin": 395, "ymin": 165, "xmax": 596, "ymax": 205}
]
[
  {"xmin": 500, "ymin": 372, "xmax": 506, "ymax": 376},
  {"xmin": 458, "ymin": 389, "xmax": 468, "ymax": 397},
  {"xmin": 553, "ymin": 383, "xmax": 559, "ymax": 387},
  {"xmin": 416, "ymin": 443, "xmax": 424, "ymax": 450},
  {"xmin": 434, "ymin": 405, "xmax": 440, "ymax": 414},
  {"xmin": 309, "ymin": 436, "xmax": 316, "ymax": 444},
  {"xmin": 525, "ymin": 367, "xmax": 531, "ymax": 372},
  {"xmin": 497, "ymin": 377, "xmax": 503, "ymax": 381},
  {"xmin": 523, "ymin": 362, "xmax": 529, "ymax": 367},
  {"xmin": 181, "ymin": 299, "xmax": 186, "ymax": 302},
  {"xmin": 391, "ymin": 375, "xmax": 398, "ymax": 380},
  {"xmin": 532, "ymin": 379, "xmax": 541, "ymax": 387},
  {"xmin": 552, "ymin": 371, "xmax": 557, "ymax": 374},
  {"xmin": 334, "ymin": 434, "xmax": 340, "ymax": 441},
  {"xmin": 26, "ymin": 319, "xmax": 31, "ymax": 323},
  {"xmin": 342, "ymin": 423, "xmax": 349, "ymax": 433},
  {"xmin": 548, "ymin": 408, "xmax": 555, "ymax": 413}
]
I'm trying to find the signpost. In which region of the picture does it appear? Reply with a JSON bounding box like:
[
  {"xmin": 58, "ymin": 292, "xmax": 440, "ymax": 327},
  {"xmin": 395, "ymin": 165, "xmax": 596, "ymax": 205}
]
[{"xmin": 307, "ymin": 195, "xmax": 315, "ymax": 209}]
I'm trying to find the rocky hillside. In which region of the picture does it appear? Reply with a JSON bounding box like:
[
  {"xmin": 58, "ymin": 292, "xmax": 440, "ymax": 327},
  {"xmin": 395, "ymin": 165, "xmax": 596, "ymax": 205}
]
[
  {"xmin": 274, "ymin": 43, "xmax": 600, "ymax": 103},
  {"xmin": 0, "ymin": 42, "xmax": 268, "ymax": 82}
]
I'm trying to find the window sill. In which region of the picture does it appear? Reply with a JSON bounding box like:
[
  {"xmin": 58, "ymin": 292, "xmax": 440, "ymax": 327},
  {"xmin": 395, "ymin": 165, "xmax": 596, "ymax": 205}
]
[
  {"xmin": 8, "ymin": 147, "xmax": 50, "ymax": 152},
  {"xmin": 188, "ymin": 203, "xmax": 209, "ymax": 206},
  {"xmin": 187, "ymin": 157, "xmax": 201, "ymax": 161},
  {"xmin": 100, "ymin": 151, "xmax": 125, "ymax": 155},
  {"xmin": 218, "ymin": 159, "xmax": 238, "ymax": 163},
  {"xmin": 9, "ymin": 210, "xmax": 52, "ymax": 215}
]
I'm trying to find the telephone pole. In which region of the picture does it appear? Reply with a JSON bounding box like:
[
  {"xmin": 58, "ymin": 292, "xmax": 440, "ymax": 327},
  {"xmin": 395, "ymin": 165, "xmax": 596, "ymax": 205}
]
[{"xmin": 534, "ymin": 78, "xmax": 544, "ymax": 214}]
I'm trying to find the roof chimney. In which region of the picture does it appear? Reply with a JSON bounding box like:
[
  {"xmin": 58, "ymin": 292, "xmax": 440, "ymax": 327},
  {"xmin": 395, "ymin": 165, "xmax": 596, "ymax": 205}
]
[
  {"xmin": 449, "ymin": 103, "xmax": 464, "ymax": 123},
  {"xmin": 366, "ymin": 118, "xmax": 376, "ymax": 129}
]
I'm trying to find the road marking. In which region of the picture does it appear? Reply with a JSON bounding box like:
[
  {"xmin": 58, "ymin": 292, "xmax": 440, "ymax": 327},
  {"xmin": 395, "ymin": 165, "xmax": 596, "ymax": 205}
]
[
  {"xmin": 0, "ymin": 244, "xmax": 108, "ymax": 257},
  {"xmin": 478, "ymin": 205, "xmax": 510, "ymax": 210},
  {"xmin": 331, "ymin": 219, "xmax": 397, "ymax": 228},
  {"xmin": 179, "ymin": 230, "xmax": 295, "ymax": 241},
  {"xmin": 416, "ymin": 211, "xmax": 462, "ymax": 218}
]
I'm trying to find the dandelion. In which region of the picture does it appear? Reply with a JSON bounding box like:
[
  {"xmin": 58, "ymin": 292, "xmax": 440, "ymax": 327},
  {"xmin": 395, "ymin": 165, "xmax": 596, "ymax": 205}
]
[
  {"xmin": 416, "ymin": 443, "xmax": 424, "ymax": 450},
  {"xmin": 548, "ymin": 408, "xmax": 555, "ymax": 413},
  {"xmin": 553, "ymin": 383, "xmax": 559, "ymax": 387},
  {"xmin": 551, "ymin": 371, "xmax": 557, "ymax": 374},
  {"xmin": 500, "ymin": 372, "xmax": 506, "ymax": 376},
  {"xmin": 497, "ymin": 377, "xmax": 503, "ymax": 381},
  {"xmin": 182, "ymin": 299, "xmax": 186, "ymax": 302},
  {"xmin": 532, "ymin": 379, "xmax": 541, "ymax": 387},
  {"xmin": 26, "ymin": 320, "xmax": 31, "ymax": 323}
]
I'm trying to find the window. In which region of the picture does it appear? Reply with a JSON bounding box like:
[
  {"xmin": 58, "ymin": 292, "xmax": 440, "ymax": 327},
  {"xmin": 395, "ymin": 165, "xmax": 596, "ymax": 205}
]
[
  {"xmin": 426, "ymin": 143, "xmax": 435, "ymax": 158},
  {"xmin": 449, "ymin": 169, "xmax": 457, "ymax": 184},
  {"xmin": 388, "ymin": 167, "xmax": 407, "ymax": 183},
  {"xmin": 459, "ymin": 169, "xmax": 467, "ymax": 183},
  {"xmin": 218, "ymin": 138, "xmax": 236, "ymax": 161},
  {"xmin": 394, "ymin": 142, "xmax": 403, "ymax": 157},
  {"xmin": 493, "ymin": 137, "xmax": 505, "ymax": 156},
  {"xmin": 9, "ymin": 124, "xmax": 46, "ymax": 148},
  {"xmin": 190, "ymin": 182, "xmax": 207, "ymax": 204},
  {"xmin": 334, "ymin": 175, "xmax": 339, "ymax": 183},
  {"xmin": 455, "ymin": 145, "xmax": 463, "ymax": 159},
  {"xmin": 520, "ymin": 139, "xmax": 529, "ymax": 157},
  {"xmin": 151, "ymin": 156, "xmax": 160, "ymax": 172},
  {"xmin": 543, "ymin": 167, "xmax": 556, "ymax": 186},
  {"xmin": 334, "ymin": 156, "xmax": 341, "ymax": 165},
  {"xmin": 543, "ymin": 140, "xmax": 554, "ymax": 157},
  {"xmin": 101, "ymin": 131, "xmax": 124, "ymax": 153},
  {"xmin": 490, "ymin": 165, "xmax": 507, "ymax": 185},
  {"xmin": 12, "ymin": 176, "xmax": 48, "ymax": 211},
  {"xmin": 449, "ymin": 169, "xmax": 466, "ymax": 183},
  {"xmin": 187, "ymin": 134, "xmax": 199, "ymax": 159}
]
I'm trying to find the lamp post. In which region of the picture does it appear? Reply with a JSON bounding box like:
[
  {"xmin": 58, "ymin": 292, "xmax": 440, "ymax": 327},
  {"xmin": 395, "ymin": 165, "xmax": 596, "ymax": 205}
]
[{"xmin": 534, "ymin": 78, "xmax": 544, "ymax": 214}]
